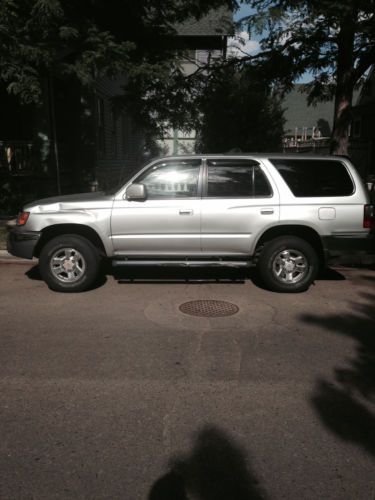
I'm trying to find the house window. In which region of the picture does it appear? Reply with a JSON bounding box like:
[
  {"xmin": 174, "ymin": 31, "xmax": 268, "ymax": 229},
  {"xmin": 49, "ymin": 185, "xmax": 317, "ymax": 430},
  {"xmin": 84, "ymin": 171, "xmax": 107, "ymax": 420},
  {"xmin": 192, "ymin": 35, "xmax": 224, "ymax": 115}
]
[
  {"xmin": 179, "ymin": 49, "xmax": 197, "ymax": 64},
  {"xmin": 96, "ymin": 97, "xmax": 105, "ymax": 158}
]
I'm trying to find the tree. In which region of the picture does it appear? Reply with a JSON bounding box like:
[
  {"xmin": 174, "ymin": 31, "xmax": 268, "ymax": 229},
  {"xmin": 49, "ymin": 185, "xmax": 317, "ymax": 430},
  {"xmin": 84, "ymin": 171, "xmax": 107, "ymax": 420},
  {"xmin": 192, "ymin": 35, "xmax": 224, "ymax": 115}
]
[
  {"xmin": 0, "ymin": 0, "xmax": 235, "ymax": 105},
  {"xmin": 121, "ymin": 56, "xmax": 284, "ymax": 155},
  {"xmin": 238, "ymin": 0, "xmax": 375, "ymax": 154},
  {"xmin": 198, "ymin": 66, "xmax": 284, "ymax": 152}
]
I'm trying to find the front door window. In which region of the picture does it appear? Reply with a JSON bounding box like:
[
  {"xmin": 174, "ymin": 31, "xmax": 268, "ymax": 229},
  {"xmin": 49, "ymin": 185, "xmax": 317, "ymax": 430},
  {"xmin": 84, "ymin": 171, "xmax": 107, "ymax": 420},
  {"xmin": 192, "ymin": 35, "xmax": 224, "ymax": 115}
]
[{"xmin": 136, "ymin": 160, "xmax": 201, "ymax": 199}]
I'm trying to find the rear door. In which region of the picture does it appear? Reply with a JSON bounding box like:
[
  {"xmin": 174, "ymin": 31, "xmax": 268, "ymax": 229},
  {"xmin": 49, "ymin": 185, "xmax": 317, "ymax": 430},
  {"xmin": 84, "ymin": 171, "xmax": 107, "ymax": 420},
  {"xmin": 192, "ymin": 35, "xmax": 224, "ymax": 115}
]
[{"xmin": 201, "ymin": 158, "xmax": 280, "ymax": 255}]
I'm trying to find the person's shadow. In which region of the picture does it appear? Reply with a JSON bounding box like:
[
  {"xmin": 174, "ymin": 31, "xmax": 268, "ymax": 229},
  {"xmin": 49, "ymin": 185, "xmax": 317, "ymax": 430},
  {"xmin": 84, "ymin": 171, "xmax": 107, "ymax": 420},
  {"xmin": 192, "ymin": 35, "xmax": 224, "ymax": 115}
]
[{"xmin": 149, "ymin": 425, "xmax": 267, "ymax": 500}]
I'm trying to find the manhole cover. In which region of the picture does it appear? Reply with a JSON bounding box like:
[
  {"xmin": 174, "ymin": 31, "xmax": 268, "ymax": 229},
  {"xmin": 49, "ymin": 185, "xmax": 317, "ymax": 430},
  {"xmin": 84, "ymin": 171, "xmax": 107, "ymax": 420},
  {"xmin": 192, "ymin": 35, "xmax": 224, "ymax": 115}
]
[{"xmin": 179, "ymin": 300, "xmax": 239, "ymax": 317}]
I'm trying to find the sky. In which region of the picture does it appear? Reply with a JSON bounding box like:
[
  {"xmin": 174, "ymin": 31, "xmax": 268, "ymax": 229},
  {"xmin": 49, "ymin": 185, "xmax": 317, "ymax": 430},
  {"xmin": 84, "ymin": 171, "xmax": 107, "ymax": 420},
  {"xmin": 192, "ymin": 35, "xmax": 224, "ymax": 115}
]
[
  {"xmin": 229, "ymin": 2, "xmax": 312, "ymax": 83},
  {"xmin": 234, "ymin": 3, "xmax": 256, "ymax": 20},
  {"xmin": 227, "ymin": 4, "xmax": 260, "ymax": 58}
]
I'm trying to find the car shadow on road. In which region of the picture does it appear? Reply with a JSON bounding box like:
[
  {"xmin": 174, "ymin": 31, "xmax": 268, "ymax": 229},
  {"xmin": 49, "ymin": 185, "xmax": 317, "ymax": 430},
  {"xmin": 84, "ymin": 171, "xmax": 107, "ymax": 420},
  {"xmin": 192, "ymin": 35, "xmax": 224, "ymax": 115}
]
[
  {"xmin": 316, "ymin": 267, "xmax": 346, "ymax": 281},
  {"xmin": 25, "ymin": 264, "xmax": 42, "ymax": 281},
  {"xmin": 24, "ymin": 262, "xmax": 347, "ymax": 290},
  {"xmin": 114, "ymin": 266, "xmax": 248, "ymax": 285},
  {"xmin": 25, "ymin": 263, "xmax": 108, "ymax": 291},
  {"xmin": 113, "ymin": 266, "xmax": 347, "ymax": 287},
  {"xmin": 299, "ymin": 292, "xmax": 375, "ymax": 458},
  {"xmin": 149, "ymin": 425, "xmax": 268, "ymax": 500}
]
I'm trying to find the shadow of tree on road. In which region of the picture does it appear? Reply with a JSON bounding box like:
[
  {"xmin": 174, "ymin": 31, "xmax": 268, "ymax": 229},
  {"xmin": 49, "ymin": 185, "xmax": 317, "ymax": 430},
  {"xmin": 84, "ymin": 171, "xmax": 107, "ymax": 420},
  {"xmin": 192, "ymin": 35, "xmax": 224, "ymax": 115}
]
[
  {"xmin": 300, "ymin": 292, "xmax": 375, "ymax": 458},
  {"xmin": 149, "ymin": 425, "xmax": 268, "ymax": 499}
]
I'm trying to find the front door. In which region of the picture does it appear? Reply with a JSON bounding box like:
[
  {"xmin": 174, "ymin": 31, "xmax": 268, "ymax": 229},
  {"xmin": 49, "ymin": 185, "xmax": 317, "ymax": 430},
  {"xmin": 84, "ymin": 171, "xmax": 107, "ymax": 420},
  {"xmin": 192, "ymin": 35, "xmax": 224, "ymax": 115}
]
[{"xmin": 111, "ymin": 159, "xmax": 202, "ymax": 256}]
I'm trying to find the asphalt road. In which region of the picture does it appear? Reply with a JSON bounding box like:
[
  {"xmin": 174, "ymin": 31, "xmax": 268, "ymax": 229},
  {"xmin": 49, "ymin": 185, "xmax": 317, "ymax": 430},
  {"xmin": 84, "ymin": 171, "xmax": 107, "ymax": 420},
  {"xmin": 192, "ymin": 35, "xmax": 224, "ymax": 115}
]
[{"xmin": 0, "ymin": 263, "xmax": 374, "ymax": 500}]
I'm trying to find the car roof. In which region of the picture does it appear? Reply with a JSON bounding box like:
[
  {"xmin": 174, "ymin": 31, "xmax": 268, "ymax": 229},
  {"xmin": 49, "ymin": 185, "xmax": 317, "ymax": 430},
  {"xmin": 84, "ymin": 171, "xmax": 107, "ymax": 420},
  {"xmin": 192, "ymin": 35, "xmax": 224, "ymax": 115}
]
[{"xmin": 155, "ymin": 153, "xmax": 349, "ymax": 161}]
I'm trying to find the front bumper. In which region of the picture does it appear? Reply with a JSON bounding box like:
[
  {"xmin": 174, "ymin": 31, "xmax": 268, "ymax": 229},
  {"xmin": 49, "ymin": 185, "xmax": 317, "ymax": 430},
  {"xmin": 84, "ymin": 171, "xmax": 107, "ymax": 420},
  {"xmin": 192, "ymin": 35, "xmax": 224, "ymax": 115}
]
[
  {"xmin": 7, "ymin": 228, "xmax": 41, "ymax": 259},
  {"xmin": 322, "ymin": 234, "xmax": 375, "ymax": 265}
]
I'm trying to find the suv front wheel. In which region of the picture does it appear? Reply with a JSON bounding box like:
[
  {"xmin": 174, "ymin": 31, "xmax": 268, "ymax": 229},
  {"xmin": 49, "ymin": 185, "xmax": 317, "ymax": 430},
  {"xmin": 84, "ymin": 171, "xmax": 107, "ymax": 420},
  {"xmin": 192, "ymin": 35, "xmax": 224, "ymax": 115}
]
[
  {"xmin": 39, "ymin": 235, "xmax": 101, "ymax": 292},
  {"xmin": 257, "ymin": 236, "xmax": 319, "ymax": 293}
]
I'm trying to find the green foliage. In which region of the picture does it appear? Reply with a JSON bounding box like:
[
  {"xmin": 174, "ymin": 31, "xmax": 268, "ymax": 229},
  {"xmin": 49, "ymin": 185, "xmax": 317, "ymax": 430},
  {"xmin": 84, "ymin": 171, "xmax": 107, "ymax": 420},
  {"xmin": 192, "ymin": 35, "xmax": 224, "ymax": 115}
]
[
  {"xmin": 239, "ymin": 0, "xmax": 374, "ymax": 86},
  {"xmin": 198, "ymin": 67, "xmax": 284, "ymax": 153},
  {"xmin": 237, "ymin": 0, "xmax": 375, "ymax": 153},
  {"xmin": 121, "ymin": 57, "xmax": 204, "ymax": 136},
  {"xmin": 0, "ymin": 0, "xmax": 236, "ymax": 105},
  {"xmin": 120, "ymin": 52, "xmax": 284, "ymax": 153}
]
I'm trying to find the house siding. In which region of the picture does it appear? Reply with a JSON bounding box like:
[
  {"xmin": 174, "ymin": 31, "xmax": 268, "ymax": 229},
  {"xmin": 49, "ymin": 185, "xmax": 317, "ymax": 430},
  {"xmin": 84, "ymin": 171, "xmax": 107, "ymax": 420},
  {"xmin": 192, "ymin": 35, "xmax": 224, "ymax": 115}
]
[
  {"xmin": 350, "ymin": 68, "xmax": 375, "ymax": 180},
  {"xmin": 94, "ymin": 77, "xmax": 144, "ymax": 189}
]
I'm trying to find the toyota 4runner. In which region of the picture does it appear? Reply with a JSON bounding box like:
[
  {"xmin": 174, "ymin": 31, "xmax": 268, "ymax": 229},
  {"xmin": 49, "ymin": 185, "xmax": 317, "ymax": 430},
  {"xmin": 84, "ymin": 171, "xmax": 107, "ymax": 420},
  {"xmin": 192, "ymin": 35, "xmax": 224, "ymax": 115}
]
[{"xmin": 7, "ymin": 154, "xmax": 375, "ymax": 293}]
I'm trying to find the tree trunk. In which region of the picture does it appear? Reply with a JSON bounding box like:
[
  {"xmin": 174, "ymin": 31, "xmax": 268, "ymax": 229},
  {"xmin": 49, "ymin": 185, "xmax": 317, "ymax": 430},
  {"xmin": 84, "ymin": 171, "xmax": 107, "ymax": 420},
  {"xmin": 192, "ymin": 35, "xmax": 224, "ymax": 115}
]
[
  {"xmin": 330, "ymin": 13, "xmax": 356, "ymax": 156},
  {"xmin": 331, "ymin": 88, "xmax": 352, "ymax": 156}
]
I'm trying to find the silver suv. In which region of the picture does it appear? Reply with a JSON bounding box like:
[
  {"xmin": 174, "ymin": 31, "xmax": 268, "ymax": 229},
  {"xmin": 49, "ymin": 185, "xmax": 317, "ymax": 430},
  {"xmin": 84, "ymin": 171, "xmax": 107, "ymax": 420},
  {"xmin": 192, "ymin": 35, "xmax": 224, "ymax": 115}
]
[{"xmin": 7, "ymin": 154, "xmax": 375, "ymax": 293}]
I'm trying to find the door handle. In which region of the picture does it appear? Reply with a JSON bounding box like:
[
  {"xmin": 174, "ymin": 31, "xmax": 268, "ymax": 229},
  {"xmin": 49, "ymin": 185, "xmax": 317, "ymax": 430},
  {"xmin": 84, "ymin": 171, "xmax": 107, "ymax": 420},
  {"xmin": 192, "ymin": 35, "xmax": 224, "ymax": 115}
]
[
  {"xmin": 260, "ymin": 209, "xmax": 274, "ymax": 215},
  {"xmin": 179, "ymin": 209, "xmax": 193, "ymax": 215}
]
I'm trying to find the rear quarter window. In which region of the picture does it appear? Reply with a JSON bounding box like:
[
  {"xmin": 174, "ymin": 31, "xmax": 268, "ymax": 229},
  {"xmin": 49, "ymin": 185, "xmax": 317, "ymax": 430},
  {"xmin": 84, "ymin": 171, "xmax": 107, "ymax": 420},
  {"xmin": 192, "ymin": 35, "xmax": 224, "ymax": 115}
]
[{"xmin": 269, "ymin": 159, "xmax": 354, "ymax": 197}]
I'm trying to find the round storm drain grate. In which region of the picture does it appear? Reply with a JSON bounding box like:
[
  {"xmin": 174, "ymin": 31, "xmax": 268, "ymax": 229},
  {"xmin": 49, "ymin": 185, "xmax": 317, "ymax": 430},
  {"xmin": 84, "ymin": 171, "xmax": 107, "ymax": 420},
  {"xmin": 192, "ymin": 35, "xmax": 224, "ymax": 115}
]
[{"xmin": 179, "ymin": 300, "xmax": 239, "ymax": 317}]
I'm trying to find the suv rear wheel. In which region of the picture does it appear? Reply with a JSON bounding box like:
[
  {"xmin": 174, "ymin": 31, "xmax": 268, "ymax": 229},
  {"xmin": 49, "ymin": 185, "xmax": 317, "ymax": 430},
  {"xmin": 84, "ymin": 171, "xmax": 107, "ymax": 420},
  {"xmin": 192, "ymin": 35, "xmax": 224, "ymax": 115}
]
[
  {"xmin": 39, "ymin": 235, "xmax": 101, "ymax": 292},
  {"xmin": 257, "ymin": 236, "xmax": 319, "ymax": 292}
]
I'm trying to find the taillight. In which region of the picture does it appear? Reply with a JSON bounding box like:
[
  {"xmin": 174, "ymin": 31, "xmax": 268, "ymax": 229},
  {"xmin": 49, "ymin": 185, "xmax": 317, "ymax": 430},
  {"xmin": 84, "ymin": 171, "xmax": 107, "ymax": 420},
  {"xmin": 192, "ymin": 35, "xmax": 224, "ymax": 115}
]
[
  {"xmin": 17, "ymin": 211, "xmax": 30, "ymax": 226},
  {"xmin": 364, "ymin": 205, "xmax": 374, "ymax": 229}
]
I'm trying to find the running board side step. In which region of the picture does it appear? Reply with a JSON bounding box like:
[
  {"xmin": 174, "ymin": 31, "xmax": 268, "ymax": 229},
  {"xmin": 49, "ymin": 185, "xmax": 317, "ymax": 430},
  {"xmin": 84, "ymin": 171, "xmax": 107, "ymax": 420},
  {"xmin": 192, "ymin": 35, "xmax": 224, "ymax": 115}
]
[{"xmin": 112, "ymin": 260, "xmax": 251, "ymax": 268}]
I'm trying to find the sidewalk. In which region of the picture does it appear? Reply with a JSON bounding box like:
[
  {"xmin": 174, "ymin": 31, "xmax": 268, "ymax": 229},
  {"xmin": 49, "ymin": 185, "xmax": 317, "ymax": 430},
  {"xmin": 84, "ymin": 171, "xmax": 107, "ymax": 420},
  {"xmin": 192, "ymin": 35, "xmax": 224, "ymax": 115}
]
[{"xmin": 0, "ymin": 250, "xmax": 37, "ymax": 264}]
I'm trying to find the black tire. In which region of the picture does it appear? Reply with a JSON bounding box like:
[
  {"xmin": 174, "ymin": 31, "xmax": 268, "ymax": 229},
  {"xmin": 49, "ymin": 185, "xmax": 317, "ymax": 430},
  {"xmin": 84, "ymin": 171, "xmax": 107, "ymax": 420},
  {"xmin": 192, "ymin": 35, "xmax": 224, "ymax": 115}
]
[
  {"xmin": 257, "ymin": 236, "xmax": 319, "ymax": 293},
  {"xmin": 39, "ymin": 235, "xmax": 101, "ymax": 292}
]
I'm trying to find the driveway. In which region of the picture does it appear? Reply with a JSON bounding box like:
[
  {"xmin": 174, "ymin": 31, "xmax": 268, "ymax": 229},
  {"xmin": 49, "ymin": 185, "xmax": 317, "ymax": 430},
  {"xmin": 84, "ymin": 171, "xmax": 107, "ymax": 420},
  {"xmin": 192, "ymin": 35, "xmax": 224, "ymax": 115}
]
[{"xmin": 0, "ymin": 263, "xmax": 374, "ymax": 499}]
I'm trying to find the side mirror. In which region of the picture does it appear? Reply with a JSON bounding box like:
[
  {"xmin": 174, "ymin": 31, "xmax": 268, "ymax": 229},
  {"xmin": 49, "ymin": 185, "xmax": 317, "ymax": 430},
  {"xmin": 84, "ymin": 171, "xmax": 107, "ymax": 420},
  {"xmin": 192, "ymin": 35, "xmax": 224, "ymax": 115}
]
[{"xmin": 125, "ymin": 183, "xmax": 147, "ymax": 201}]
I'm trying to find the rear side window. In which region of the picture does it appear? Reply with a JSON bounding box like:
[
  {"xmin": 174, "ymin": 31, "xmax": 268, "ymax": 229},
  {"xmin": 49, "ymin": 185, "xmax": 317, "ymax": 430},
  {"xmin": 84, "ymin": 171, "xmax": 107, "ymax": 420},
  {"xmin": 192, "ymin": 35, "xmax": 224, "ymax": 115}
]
[
  {"xmin": 270, "ymin": 159, "xmax": 354, "ymax": 197},
  {"xmin": 206, "ymin": 160, "xmax": 272, "ymax": 198}
]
